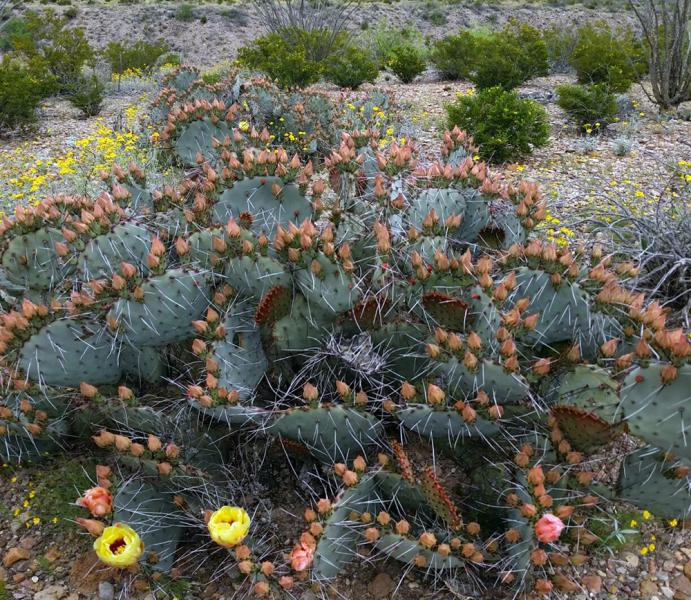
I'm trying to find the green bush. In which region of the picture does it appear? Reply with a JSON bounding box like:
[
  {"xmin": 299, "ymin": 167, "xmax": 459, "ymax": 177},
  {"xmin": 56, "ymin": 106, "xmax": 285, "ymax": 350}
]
[
  {"xmin": 0, "ymin": 58, "xmax": 43, "ymax": 133},
  {"xmin": 431, "ymin": 22, "xmax": 548, "ymax": 89},
  {"xmin": 556, "ymin": 82, "xmax": 618, "ymax": 130},
  {"xmin": 237, "ymin": 29, "xmax": 326, "ymax": 89},
  {"xmin": 387, "ymin": 43, "xmax": 427, "ymax": 83},
  {"xmin": 68, "ymin": 74, "xmax": 104, "ymax": 117},
  {"xmin": 174, "ymin": 3, "xmax": 195, "ymax": 21},
  {"xmin": 63, "ymin": 6, "xmax": 78, "ymax": 19},
  {"xmin": 366, "ymin": 24, "xmax": 426, "ymax": 69},
  {"xmin": 446, "ymin": 86, "xmax": 549, "ymax": 162},
  {"xmin": 103, "ymin": 40, "xmax": 169, "ymax": 74},
  {"xmin": 0, "ymin": 16, "xmax": 28, "ymax": 52},
  {"xmin": 543, "ymin": 26, "xmax": 578, "ymax": 73},
  {"xmin": 325, "ymin": 45, "xmax": 379, "ymax": 89},
  {"xmin": 430, "ymin": 30, "xmax": 476, "ymax": 80},
  {"xmin": 8, "ymin": 10, "xmax": 94, "ymax": 94},
  {"xmin": 570, "ymin": 21, "xmax": 646, "ymax": 93}
]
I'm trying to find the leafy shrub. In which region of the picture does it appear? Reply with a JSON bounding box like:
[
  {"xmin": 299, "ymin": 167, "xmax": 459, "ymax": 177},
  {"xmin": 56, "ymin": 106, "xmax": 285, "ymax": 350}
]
[
  {"xmin": 237, "ymin": 29, "xmax": 325, "ymax": 88},
  {"xmin": 63, "ymin": 6, "xmax": 78, "ymax": 19},
  {"xmin": 68, "ymin": 74, "xmax": 104, "ymax": 117},
  {"xmin": 431, "ymin": 22, "xmax": 548, "ymax": 89},
  {"xmin": 387, "ymin": 43, "xmax": 427, "ymax": 83},
  {"xmin": 0, "ymin": 58, "xmax": 43, "ymax": 133},
  {"xmin": 174, "ymin": 3, "xmax": 195, "ymax": 21},
  {"xmin": 8, "ymin": 10, "xmax": 94, "ymax": 94},
  {"xmin": 570, "ymin": 21, "xmax": 646, "ymax": 93},
  {"xmin": 556, "ymin": 83, "xmax": 618, "ymax": 130},
  {"xmin": 446, "ymin": 86, "xmax": 549, "ymax": 162},
  {"xmin": 430, "ymin": 30, "xmax": 476, "ymax": 80},
  {"xmin": 543, "ymin": 25, "xmax": 578, "ymax": 73},
  {"xmin": 325, "ymin": 45, "xmax": 379, "ymax": 89},
  {"xmin": 366, "ymin": 24, "xmax": 426, "ymax": 69},
  {"xmin": 103, "ymin": 40, "xmax": 169, "ymax": 75},
  {"xmin": 0, "ymin": 16, "xmax": 28, "ymax": 52}
]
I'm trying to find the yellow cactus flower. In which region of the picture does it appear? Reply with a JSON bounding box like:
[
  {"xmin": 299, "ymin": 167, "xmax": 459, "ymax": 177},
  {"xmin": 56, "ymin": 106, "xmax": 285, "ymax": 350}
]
[
  {"xmin": 208, "ymin": 506, "xmax": 251, "ymax": 548},
  {"xmin": 93, "ymin": 523, "xmax": 144, "ymax": 568}
]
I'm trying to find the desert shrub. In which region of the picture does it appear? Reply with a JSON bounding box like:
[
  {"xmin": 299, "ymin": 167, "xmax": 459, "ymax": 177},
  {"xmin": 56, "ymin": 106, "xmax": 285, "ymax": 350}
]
[
  {"xmin": 237, "ymin": 29, "xmax": 331, "ymax": 88},
  {"xmin": 103, "ymin": 40, "xmax": 169, "ymax": 75},
  {"xmin": 68, "ymin": 74, "xmax": 104, "ymax": 117},
  {"xmin": 431, "ymin": 22, "xmax": 548, "ymax": 89},
  {"xmin": 543, "ymin": 25, "xmax": 578, "ymax": 72},
  {"xmin": 430, "ymin": 30, "xmax": 476, "ymax": 80},
  {"xmin": 446, "ymin": 86, "xmax": 549, "ymax": 162},
  {"xmin": 325, "ymin": 45, "xmax": 379, "ymax": 89},
  {"xmin": 8, "ymin": 9, "xmax": 94, "ymax": 94},
  {"xmin": 556, "ymin": 82, "xmax": 618, "ymax": 130},
  {"xmin": 63, "ymin": 6, "xmax": 78, "ymax": 19},
  {"xmin": 0, "ymin": 57, "xmax": 43, "ymax": 133},
  {"xmin": 387, "ymin": 42, "xmax": 427, "ymax": 83},
  {"xmin": 0, "ymin": 15, "xmax": 28, "ymax": 51},
  {"xmin": 631, "ymin": 0, "xmax": 691, "ymax": 107},
  {"xmin": 174, "ymin": 3, "xmax": 195, "ymax": 20},
  {"xmin": 570, "ymin": 21, "xmax": 647, "ymax": 93},
  {"xmin": 366, "ymin": 23, "xmax": 426, "ymax": 69}
]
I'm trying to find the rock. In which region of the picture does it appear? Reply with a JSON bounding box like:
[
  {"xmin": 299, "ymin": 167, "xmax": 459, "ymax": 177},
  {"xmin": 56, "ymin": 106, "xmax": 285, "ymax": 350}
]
[
  {"xmin": 98, "ymin": 581, "xmax": 115, "ymax": 600},
  {"xmin": 661, "ymin": 586, "xmax": 674, "ymax": 599},
  {"xmin": 676, "ymin": 101, "xmax": 691, "ymax": 121},
  {"xmin": 625, "ymin": 553, "xmax": 640, "ymax": 569},
  {"xmin": 553, "ymin": 574, "xmax": 579, "ymax": 592},
  {"xmin": 34, "ymin": 585, "xmax": 68, "ymax": 600},
  {"xmin": 684, "ymin": 560, "xmax": 691, "ymax": 580},
  {"xmin": 641, "ymin": 579, "xmax": 660, "ymax": 598},
  {"xmin": 43, "ymin": 548, "xmax": 60, "ymax": 563},
  {"xmin": 368, "ymin": 572, "xmax": 395, "ymax": 598},
  {"xmin": 671, "ymin": 575, "xmax": 691, "ymax": 597},
  {"xmin": 3, "ymin": 547, "xmax": 30, "ymax": 568},
  {"xmin": 583, "ymin": 575, "xmax": 602, "ymax": 593}
]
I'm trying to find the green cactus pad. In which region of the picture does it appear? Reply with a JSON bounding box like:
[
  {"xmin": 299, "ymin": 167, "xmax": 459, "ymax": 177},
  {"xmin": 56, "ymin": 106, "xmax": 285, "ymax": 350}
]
[
  {"xmin": 113, "ymin": 479, "xmax": 184, "ymax": 572},
  {"xmin": 213, "ymin": 176, "xmax": 312, "ymax": 238},
  {"xmin": 295, "ymin": 253, "xmax": 362, "ymax": 315},
  {"xmin": 79, "ymin": 222, "xmax": 153, "ymax": 280},
  {"xmin": 438, "ymin": 358, "xmax": 530, "ymax": 404},
  {"xmin": 453, "ymin": 189, "xmax": 490, "ymax": 243},
  {"xmin": 210, "ymin": 307, "xmax": 268, "ymax": 400},
  {"xmin": 224, "ymin": 255, "xmax": 291, "ymax": 300},
  {"xmin": 108, "ymin": 269, "xmax": 210, "ymax": 346},
  {"xmin": 1, "ymin": 227, "xmax": 68, "ymax": 291},
  {"xmin": 398, "ymin": 404, "xmax": 501, "ymax": 441},
  {"xmin": 407, "ymin": 188, "xmax": 465, "ymax": 232},
  {"xmin": 617, "ymin": 447, "xmax": 691, "ymax": 519},
  {"xmin": 373, "ymin": 533, "xmax": 464, "ymax": 569},
  {"xmin": 620, "ymin": 364, "xmax": 691, "ymax": 460},
  {"xmin": 270, "ymin": 406, "xmax": 384, "ymax": 463},
  {"xmin": 510, "ymin": 268, "xmax": 590, "ymax": 349},
  {"xmin": 552, "ymin": 365, "xmax": 623, "ymax": 453},
  {"xmin": 175, "ymin": 119, "xmax": 231, "ymax": 166},
  {"xmin": 312, "ymin": 474, "xmax": 379, "ymax": 579},
  {"xmin": 119, "ymin": 345, "xmax": 168, "ymax": 384},
  {"xmin": 18, "ymin": 318, "xmax": 121, "ymax": 387}
]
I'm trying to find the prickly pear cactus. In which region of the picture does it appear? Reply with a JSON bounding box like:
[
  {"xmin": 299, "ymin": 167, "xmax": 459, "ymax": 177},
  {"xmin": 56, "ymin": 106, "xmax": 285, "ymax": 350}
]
[{"xmin": 0, "ymin": 71, "xmax": 689, "ymax": 598}]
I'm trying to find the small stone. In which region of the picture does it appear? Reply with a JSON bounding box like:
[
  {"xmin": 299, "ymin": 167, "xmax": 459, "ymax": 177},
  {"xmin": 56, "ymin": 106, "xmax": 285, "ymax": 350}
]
[
  {"xmin": 660, "ymin": 586, "xmax": 674, "ymax": 599},
  {"xmin": 583, "ymin": 575, "xmax": 602, "ymax": 593},
  {"xmin": 13, "ymin": 572, "xmax": 25, "ymax": 583},
  {"xmin": 625, "ymin": 553, "xmax": 641, "ymax": 569},
  {"xmin": 98, "ymin": 581, "xmax": 115, "ymax": 600},
  {"xmin": 684, "ymin": 560, "xmax": 691, "ymax": 580},
  {"xmin": 44, "ymin": 548, "xmax": 60, "ymax": 563},
  {"xmin": 368, "ymin": 572, "xmax": 395, "ymax": 598},
  {"xmin": 671, "ymin": 575, "xmax": 691, "ymax": 597},
  {"xmin": 3, "ymin": 547, "xmax": 30, "ymax": 568},
  {"xmin": 641, "ymin": 579, "xmax": 660, "ymax": 598},
  {"xmin": 33, "ymin": 584, "xmax": 67, "ymax": 600}
]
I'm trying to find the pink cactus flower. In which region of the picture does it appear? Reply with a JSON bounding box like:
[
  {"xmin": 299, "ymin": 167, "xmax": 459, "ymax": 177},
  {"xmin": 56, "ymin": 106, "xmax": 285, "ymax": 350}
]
[
  {"xmin": 290, "ymin": 542, "xmax": 315, "ymax": 572},
  {"xmin": 534, "ymin": 513, "xmax": 565, "ymax": 543}
]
